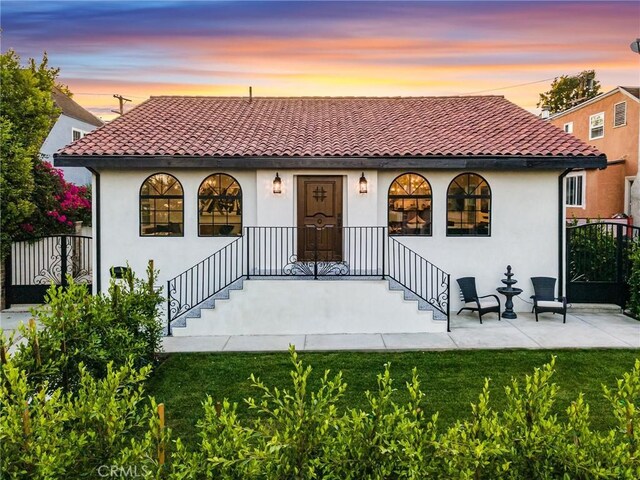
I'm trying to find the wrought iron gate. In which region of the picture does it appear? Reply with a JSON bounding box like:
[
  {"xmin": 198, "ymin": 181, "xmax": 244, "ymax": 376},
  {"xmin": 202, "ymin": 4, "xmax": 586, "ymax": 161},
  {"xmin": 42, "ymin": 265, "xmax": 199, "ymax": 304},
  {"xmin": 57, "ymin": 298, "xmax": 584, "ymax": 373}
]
[
  {"xmin": 5, "ymin": 235, "xmax": 92, "ymax": 306},
  {"xmin": 566, "ymin": 222, "xmax": 639, "ymax": 306}
]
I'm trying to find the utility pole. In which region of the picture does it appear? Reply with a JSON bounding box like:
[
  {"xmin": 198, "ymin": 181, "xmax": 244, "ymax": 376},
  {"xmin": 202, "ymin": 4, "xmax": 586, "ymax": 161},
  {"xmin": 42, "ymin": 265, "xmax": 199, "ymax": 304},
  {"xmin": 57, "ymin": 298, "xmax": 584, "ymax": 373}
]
[{"xmin": 111, "ymin": 94, "xmax": 131, "ymax": 116}]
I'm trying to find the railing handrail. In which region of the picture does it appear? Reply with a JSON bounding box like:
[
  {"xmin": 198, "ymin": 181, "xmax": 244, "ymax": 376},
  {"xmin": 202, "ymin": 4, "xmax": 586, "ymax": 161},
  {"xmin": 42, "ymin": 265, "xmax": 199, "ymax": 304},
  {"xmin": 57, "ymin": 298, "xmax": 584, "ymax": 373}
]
[
  {"xmin": 567, "ymin": 221, "xmax": 640, "ymax": 232},
  {"xmin": 388, "ymin": 235, "xmax": 449, "ymax": 274},
  {"xmin": 167, "ymin": 235, "xmax": 244, "ymax": 332},
  {"xmin": 387, "ymin": 235, "xmax": 450, "ymax": 331},
  {"xmin": 167, "ymin": 226, "xmax": 451, "ymax": 333},
  {"xmin": 166, "ymin": 235, "xmax": 243, "ymax": 285}
]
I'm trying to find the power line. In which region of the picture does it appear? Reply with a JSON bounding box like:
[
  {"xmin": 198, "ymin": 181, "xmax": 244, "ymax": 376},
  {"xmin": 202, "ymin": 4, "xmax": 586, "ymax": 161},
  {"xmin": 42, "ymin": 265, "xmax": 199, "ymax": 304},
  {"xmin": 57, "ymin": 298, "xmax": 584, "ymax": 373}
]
[
  {"xmin": 72, "ymin": 92, "xmax": 147, "ymax": 99},
  {"xmin": 461, "ymin": 77, "xmax": 557, "ymax": 95}
]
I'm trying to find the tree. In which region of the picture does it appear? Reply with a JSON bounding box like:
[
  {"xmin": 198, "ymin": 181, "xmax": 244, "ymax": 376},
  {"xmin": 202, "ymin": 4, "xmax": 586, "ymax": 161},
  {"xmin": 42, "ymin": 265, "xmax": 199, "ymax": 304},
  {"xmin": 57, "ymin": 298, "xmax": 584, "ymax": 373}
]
[
  {"xmin": 537, "ymin": 70, "xmax": 601, "ymax": 114},
  {"xmin": 0, "ymin": 50, "xmax": 61, "ymax": 259},
  {"xmin": 0, "ymin": 118, "xmax": 35, "ymax": 259},
  {"xmin": 0, "ymin": 50, "xmax": 88, "ymax": 260}
]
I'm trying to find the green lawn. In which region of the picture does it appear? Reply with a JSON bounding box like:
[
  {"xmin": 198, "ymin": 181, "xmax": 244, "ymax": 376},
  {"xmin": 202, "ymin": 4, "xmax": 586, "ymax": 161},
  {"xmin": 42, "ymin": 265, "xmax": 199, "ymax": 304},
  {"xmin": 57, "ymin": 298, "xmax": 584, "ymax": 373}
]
[{"xmin": 146, "ymin": 349, "xmax": 638, "ymax": 444}]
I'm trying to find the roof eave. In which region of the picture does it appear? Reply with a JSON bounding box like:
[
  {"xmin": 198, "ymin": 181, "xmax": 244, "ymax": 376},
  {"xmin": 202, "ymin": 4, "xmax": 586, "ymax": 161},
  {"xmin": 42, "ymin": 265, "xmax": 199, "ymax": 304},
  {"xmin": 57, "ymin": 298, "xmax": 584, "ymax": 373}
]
[{"xmin": 54, "ymin": 154, "xmax": 607, "ymax": 170}]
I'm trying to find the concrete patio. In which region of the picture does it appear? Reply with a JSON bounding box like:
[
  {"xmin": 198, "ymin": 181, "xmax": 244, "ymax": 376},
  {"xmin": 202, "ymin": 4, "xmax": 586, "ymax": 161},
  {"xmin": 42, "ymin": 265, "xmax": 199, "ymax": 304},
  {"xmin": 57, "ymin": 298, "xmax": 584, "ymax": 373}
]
[
  {"xmin": 161, "ymin": 311, "xmax": 640, "ymax": 353},
  {"xmin": 2, "ymin": 307, "xmax": 638, "ymax": 353}
]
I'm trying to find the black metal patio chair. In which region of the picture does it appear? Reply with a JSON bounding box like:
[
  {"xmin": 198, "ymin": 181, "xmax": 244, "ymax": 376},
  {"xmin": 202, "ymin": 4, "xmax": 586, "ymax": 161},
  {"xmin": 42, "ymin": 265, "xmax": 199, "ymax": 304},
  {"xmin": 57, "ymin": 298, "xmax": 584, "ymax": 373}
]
[
  {"xmin": 456, "ymin": 277, "xmax": 501, "ymax": 323},
  {"xmin": 530, "ymin": 277, "xmax": 567, "ymax": 323}
]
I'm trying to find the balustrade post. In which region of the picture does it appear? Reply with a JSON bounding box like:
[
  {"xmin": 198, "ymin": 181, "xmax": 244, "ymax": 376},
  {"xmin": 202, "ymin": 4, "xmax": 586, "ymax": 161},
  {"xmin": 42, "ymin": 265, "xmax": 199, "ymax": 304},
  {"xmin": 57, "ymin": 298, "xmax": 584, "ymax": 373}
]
[
  {"xmin": 166, "ymin": 280, "xmax": 172, "ymax": 336},
  {"xmin": 314, "ymin": 227, "xmax": 319, "ymax": 279},
  {"xmin": 615, "ymin": 223, "xmax": 624, "ymax": 306},
  {"xmin": 245, "ymin": 227, "xmax": 250, "ymax": 279},
  {"xmin": 60, "ymin": 236, "xmax": 68, "ymax": 288},
  {"xmin": 381, "ymin": 228, "xmax": 386, "ymax": 279},
  {"xmin": 446, "ymin": 274, "xmax": 451, "ymax": 332}
]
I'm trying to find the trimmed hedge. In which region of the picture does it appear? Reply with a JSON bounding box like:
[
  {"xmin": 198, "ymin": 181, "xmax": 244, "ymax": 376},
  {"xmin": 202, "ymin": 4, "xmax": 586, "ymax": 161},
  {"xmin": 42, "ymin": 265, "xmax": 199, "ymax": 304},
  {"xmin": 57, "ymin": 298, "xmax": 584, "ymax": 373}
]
[{"xmin": 2, "ymin": 347, "xmax": 638, "ymax": 479}]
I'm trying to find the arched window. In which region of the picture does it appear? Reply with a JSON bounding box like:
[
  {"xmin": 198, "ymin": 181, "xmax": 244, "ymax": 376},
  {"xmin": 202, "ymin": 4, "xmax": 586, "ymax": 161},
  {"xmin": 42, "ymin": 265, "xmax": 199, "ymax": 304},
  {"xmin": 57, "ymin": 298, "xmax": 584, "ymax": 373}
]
[
  {"xmin": 198, "ymin": 174, "xmax": 242, "ymax": 236},
  {"xmin": 388, "ymin": 173, "xmax": 432, "ymax": 235},
  {"xmin": 447, "ymin": 173, "xmax": 491, "ymax": 236},
  {"xmin": 140, "ymin": 173, "xmax": 184, "ymax": 236}
]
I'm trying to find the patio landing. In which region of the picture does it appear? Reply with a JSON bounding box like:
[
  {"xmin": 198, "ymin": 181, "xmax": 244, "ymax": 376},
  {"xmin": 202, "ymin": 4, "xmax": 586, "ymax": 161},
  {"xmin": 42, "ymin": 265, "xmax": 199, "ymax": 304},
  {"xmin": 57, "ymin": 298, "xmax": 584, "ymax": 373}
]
[{"xmin": 162, "ymin": 311, "xmax": 640, "ymax": 353}]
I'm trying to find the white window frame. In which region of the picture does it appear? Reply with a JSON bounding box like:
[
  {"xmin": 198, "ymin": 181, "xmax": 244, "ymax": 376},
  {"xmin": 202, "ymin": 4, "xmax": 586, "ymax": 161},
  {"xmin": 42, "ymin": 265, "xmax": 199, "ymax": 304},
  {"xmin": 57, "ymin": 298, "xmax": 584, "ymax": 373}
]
[
  {"xmin": 563, "ymin": 122, "xmax": 573, "ymax": 134},
  {"xmin": 72, "ymin": 128, "xmax": 87, "ymax": 141},
  {"xmin": 624, "ymin": 176, "xmax": 635, "ymax": 215},
  {"xmin": 613, "ymin": 101, "xmax": 627, "ymax": 128},
  {"xmin": 565, "ymin": 171, "xmax": 586, "ymax": 208},
  {"xmin": 589, "ymin": 112, "xmax": 604, "ymax": 140}
]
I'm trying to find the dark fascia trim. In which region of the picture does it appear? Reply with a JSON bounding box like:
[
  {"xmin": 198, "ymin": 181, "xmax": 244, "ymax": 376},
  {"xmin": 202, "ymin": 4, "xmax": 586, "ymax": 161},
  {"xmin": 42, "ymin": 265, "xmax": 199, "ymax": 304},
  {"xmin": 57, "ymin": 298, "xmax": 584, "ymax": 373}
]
[
  {"xmin": 54, "ymin": 154, "xmax": 607, "ymax": 170},
  {"xmin": 87, "ymin": 167, "xmax": 101, "ymax": 293}
]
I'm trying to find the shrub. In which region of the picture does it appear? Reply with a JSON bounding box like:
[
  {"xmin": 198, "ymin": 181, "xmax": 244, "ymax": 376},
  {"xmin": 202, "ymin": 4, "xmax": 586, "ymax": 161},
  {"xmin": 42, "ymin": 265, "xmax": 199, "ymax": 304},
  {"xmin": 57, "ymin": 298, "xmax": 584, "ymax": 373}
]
[
  {"xmin": 0, "ymin": 358, "xmax": 155, "ymax": 479},
  {"xmin": 124, "ymin": 348, "xmax": 639, "ymax": 480},
  {"xmin": 567, "ymin": 224, "xmax": 617, "ymax": 282},
  {"xmin": 627, "ymin": 245, "xmax": 640, "ymax": 319},
  {"xmin": 12, "ymin": 262, "xmax": 163, "ymax": 393},
  {"xmin": 1, "ymin": 347, "xmax": 639, "ymax": 479}
]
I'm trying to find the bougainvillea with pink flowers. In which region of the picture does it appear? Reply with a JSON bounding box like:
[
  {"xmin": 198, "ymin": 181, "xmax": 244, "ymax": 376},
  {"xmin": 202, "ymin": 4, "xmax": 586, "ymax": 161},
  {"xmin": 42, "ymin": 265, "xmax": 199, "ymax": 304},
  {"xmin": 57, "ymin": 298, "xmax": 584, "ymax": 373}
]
[{"xmin": 17, "ymin": 160, "xmax": 91, "ymax": 239}]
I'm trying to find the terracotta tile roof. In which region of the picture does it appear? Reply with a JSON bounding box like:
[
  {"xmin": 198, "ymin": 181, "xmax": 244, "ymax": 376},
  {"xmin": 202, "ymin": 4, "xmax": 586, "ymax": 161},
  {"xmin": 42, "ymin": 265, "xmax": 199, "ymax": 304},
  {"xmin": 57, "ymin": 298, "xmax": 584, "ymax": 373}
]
[
  {"xmin": 52, "ymin": 87, "xmax": 104, "ymax": 127},
  {"xmin": 59, "ymin": 96, "xmax": 601, "ymax": 158}
]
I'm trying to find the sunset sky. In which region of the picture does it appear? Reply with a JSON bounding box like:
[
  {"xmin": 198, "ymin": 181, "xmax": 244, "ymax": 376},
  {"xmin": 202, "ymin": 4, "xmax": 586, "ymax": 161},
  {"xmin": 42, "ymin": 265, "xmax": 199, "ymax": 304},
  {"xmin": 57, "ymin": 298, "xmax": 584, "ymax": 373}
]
[{"xmin": 3, "ymin": 1, "xmax": 638, "ymax": 120}]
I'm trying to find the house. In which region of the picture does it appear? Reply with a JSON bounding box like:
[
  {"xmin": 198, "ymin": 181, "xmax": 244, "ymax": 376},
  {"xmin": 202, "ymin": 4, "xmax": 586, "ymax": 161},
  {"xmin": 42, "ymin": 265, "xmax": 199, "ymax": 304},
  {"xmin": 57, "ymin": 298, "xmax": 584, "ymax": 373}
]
[
  {"xmin": 549, "ymin": 86, "xmax": 639, "ymax": 224},
  {"xmin": 41, "ymin": 87, "xmax": 103, "ymax": 185},
  {"xmin": 54, "ymin": 96, "xmax": 604, "ymax": 336}
]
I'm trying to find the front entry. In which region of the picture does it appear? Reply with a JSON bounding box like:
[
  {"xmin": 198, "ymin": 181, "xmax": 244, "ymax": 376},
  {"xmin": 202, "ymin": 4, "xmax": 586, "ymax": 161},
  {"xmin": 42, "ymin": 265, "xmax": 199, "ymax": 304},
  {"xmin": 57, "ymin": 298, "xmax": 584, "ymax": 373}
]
[{"xmin": 297, "ymin": 176, "xmax": 343, "ymax": 261}]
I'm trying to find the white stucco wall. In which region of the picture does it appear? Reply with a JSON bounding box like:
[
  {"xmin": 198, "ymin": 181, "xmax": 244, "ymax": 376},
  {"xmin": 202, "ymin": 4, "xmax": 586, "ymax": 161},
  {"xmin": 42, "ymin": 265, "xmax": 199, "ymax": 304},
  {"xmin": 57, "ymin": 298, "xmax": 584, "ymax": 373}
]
[
  {"xmin": 97, "ymin": 168, "xmax": 561, "ymax": 318},
  {"xmin": 98, "ymin": 169, "xmax": 257, "ymax": 290},
  {"xmin": 41, "ymin": 115, "xmax": 98, "ymax": 185},
  {"xmin": 377, "ymin": 170, "xmax": 560, "ymax": 313},
  {"xmin": 175, "ymin": 280, "xmax": 443, "ymax": 336}
]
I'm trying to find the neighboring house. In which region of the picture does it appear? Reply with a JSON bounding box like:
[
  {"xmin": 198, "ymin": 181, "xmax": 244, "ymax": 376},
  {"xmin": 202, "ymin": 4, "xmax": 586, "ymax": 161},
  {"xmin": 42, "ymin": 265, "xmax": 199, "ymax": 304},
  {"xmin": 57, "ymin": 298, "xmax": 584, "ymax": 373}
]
[
  {"xmin": 549, "ymin": 86, "xmax": 640, "ymax": 223},
  {"xmin": 55, "ymin": 96, "xmax": 604, "ymax": 336},
  {"xmin": 40, "ymin": 87, "xmax": 103, "ymax": 185}
]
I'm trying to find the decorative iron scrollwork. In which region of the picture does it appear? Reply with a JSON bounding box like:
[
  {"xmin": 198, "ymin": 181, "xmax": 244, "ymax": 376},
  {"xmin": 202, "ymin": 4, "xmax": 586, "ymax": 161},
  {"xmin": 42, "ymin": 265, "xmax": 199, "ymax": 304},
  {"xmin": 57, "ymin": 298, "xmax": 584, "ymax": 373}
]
[
  {"xmin": 168, "ymin": 279, "xmax": 190, "ymax": 320},
  {"xmin": 427, "ymin": 272, "xmax": 449, "ymax": 315},
  {"xmin": 34, "ymin": 237, "xmax": 64, "ymax": 285},
  {"xmin": 283, "ymin": 255, "xmax": 349, "ymax": 276}
]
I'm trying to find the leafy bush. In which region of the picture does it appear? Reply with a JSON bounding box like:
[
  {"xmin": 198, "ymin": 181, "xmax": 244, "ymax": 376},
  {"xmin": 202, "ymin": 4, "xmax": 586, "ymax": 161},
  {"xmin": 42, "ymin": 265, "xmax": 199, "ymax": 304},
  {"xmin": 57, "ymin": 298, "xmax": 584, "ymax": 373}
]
[
  {"xmin": 0, "ymin": 358, "xmax": 155, "ymax": 479},
  {"xmin": 1, "ymin": 347, "xmax": 639, "ymax": 479},
  {"xmin": 567, "ymin": 224, "xmax": 617, "ymax": 282},
  {"xmin": 11, "ymin": 262, "xmax": 163, "ymax": 393},
  {"xmin": 17, "ymin": 160, "xmax": 92, "ymax": 238},
  {"xmin": 627, "ymin": 244, "xmax": 640, "ymax": 319},
  {"xmin": 126, "ymin": 349, "xmax": 640, "ymax": 480}
]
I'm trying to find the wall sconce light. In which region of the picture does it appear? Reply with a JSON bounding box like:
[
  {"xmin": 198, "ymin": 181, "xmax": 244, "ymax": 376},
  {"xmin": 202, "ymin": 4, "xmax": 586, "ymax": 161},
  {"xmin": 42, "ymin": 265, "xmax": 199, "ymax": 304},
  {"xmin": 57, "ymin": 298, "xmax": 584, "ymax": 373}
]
[
  {"xmin": 359, "ymin": 172, "xmax": 368, "ymax": 194},
  {"xmin": 273, "ymin": 172, "xmax": 282, "ymax": 194}
]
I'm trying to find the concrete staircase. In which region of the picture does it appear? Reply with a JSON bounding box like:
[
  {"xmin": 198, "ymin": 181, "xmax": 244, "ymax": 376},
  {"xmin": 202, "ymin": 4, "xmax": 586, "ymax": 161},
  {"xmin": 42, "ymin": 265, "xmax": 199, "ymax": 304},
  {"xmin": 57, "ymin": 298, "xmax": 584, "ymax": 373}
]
[
  {"xmin": 170, "ymin": 277, "xmax": 245, "ymax": 329},
  {"xmin": 169, "ymin": 276, "xmax": 447, "ymax": 336}
]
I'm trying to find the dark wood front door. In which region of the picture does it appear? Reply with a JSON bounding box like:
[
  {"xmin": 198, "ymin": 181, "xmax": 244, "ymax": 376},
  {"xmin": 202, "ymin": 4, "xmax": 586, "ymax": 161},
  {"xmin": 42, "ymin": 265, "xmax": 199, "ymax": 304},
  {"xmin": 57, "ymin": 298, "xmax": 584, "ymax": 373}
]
[{"xmin": 297, "ymin": 176, "xmax": 343, "ymax": 261}]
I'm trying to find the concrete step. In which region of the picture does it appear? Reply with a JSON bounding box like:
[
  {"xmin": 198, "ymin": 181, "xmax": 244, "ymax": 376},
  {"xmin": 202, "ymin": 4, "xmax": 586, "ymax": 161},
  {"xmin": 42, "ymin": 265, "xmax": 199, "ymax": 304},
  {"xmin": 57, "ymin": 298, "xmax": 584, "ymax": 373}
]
[
  {"xmin": 170, "ymin": 277, "xmax": 245, "ymax": 329},
  {"xmin": 173, "ymin": 279, "xmax": 442, "ymax": 337},
  {"xmin": 387, "ymin": 278, "xmax": 448, "ymax": 321},
  {"xmin": 568, "ymin": 303, "xmax": 622, "ymax": 314}
]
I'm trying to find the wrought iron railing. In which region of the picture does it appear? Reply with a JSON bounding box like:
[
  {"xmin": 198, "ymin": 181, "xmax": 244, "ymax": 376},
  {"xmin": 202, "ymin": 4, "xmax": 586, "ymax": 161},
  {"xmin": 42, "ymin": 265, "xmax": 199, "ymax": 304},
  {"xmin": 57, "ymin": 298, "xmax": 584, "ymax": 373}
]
[
  {"xmin": 166, "ymin": 226, "xmax": 451, "ymax": 333},
  {"xmin": 245, "ymin": 226, "xmax": 386, "ymax": 278},
  {"xmin": 387, "ymin": 236, "xmax": 450, "ymax": 331},
  {"xmin": 566, "ymin": 221, "xmax": 640, "ymax": 306},
  {"xmin": 5, "ymin": 235, "xmax": 93, "ymax": 307},
  {"xmin": 166, "ymin": 236, "xmax": 244, "ymax": 334}
]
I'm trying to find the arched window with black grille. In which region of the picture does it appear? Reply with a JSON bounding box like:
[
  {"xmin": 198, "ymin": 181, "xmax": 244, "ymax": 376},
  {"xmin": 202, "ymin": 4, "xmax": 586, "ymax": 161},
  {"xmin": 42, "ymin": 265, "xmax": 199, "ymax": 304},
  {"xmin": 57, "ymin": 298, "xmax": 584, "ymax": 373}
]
[
  {"xmin": 198, "ymin": 174, "xmax": 242, "ymax": 236},
  {"xmin": 388, "ymin": 173, "xmax": 432, "ymax": 235},
  {"xmin": 447, "ymin": 173, "xmax": 491, "ymax": 236},
  {"xmin": 139, "ymin": 173, "xmax": 184, "ymax": 236}
]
